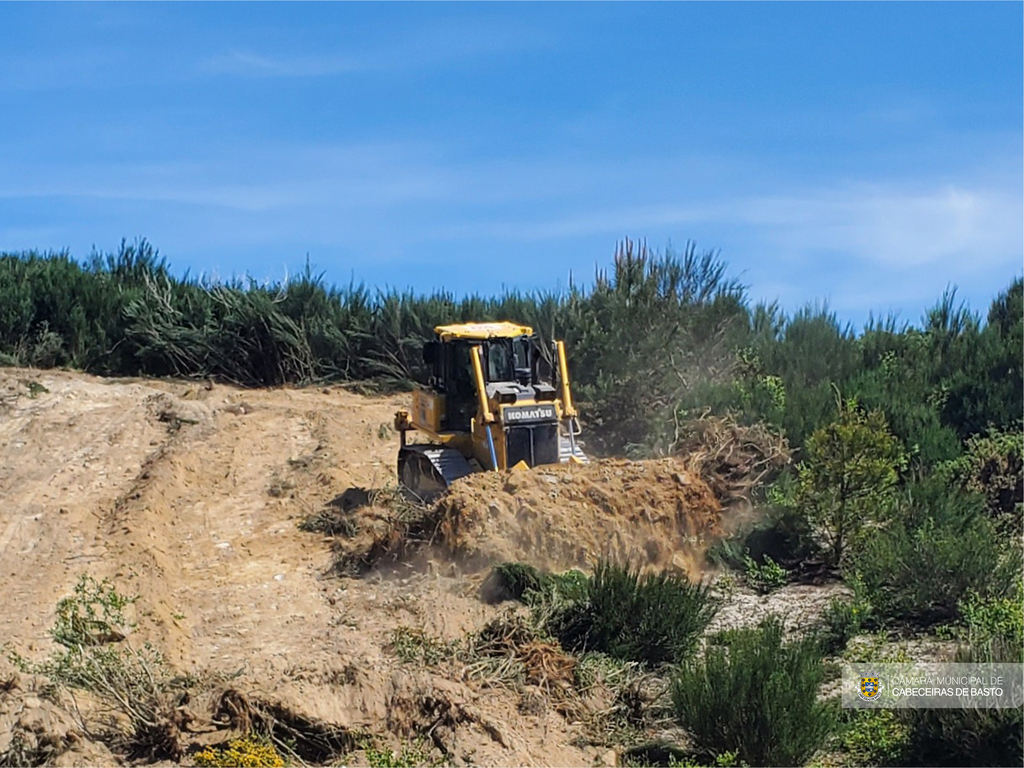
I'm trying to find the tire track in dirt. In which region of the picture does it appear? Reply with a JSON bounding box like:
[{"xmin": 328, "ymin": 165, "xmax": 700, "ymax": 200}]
[
  {"xmin": 85, "ymin": 385, "xmax": 407, "ymax": 675},
  {"xmin": 0, "ymin": 369, "xmax": 404, "ymax": 672},
  {"xmin": 0, "ymin": 371, "xmax": 175, "ymax": 653}
]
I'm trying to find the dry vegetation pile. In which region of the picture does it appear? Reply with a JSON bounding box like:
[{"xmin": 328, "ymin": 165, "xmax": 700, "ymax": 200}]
[
  {"xmin": 325, "ymin": 460, "xmax": 724, "ymax": 580},
  {"xmin": 438, "ymin": 461, "xmax": 722, "ymax": 576},
  {"xmin": 672, "ymin": 413, "xmax": 790, "ymax": 510}
]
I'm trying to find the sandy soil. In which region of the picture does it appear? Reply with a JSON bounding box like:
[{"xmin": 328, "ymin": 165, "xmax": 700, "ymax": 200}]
[
  {"xmin": 0, "ymin": 367, "xmax": 841, "ymax": 767},
  {"xmin": 0, "ymin": 369, "xmax": 604, "ymax": 765},
  {"xmin": 0, "ymin": 369, "xmax": 402, "ymax": 672},
  {"xmin": 437, "ymin": 459, "xmax": 722, "ymax": 577}
]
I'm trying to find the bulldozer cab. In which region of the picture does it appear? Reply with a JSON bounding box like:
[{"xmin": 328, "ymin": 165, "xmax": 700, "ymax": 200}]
[{"xmin": 422, "ymin": 332, "xmax": 550, "ymax": 432}]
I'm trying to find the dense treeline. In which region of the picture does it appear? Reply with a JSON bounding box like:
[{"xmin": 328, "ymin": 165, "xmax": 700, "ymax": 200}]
[{"xmin": 1, "ymin": 238, "xmax": 1019, "ymax": 457}]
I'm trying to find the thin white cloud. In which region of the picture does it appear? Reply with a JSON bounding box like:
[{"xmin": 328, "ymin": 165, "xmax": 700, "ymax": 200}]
[
  {"xmin": 199, "ymin": 16, "xmax": 556, "ymax": 79},
  {"xmin": 450, "ymin": 179, "xmax": 1021, "ymax": 272},
  {"xmin": 735, "ymin": 183, "xmax": 1021, "ymax": 272},
  {"xmin": 203, "ymin": 51, "xmax": 362, "ymax": 78}
]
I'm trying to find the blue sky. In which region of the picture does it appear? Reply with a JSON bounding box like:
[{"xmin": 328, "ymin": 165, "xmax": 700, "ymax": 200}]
[{"xmin": 1, "ymin": 2, "xmax": 1021, "ymax": 326}]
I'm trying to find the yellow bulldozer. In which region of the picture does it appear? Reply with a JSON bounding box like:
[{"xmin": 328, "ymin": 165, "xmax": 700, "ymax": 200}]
[{"xmin": 394, "ymin": 321, "xmax": 587, "ymax": 500}]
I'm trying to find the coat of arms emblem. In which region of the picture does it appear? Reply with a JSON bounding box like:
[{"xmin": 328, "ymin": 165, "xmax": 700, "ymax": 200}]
[{"xmin": 859, "ymin": 676, "xmax": 881, "ymax": 700}]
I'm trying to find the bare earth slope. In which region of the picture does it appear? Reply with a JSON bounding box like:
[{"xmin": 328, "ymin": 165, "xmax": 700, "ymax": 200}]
[
  {"xmin": 0, "ymin": 369, "xmax": 617, "ymax": 765},
  {"xmin": 1, "ymin": 367, "xmax": 827, "ymax": 767},
  {"xmin": 0, "ymin": 368, "xmax": 403, "ymax": 673}
]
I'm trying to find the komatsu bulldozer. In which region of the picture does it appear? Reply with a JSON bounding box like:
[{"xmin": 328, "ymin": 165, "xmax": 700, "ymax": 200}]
[{"xmin": 394, "ymin": 321, "xmax": 587, "ymax": 501}]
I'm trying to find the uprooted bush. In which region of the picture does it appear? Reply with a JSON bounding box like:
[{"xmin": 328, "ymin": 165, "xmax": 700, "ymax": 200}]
[
  {"xmin": 673, "ymin": 412, "xmax": 790, "ymax": 509},
  {"xmin": 209, "ymin": 689, "xmax": 355, "ymax": 764},
  {"xmin": 6, "ymin": 575, "xmax": 187, "ymax": 760},
  {"xmin": 938, "ymin": 428, "xmax": 1023, "ymax": 532},
  {"xmin": 670, "ymin": 616, "xmax": 835, "ymax": 767},
  {"xmin": 465, "ymin": 612, "xmax": 578, "ymax": 695},
  {"xmin": 853, "ymin": 478, "xmax": 1015, "ymax": 627},
  {"xmin": 326, "ymin": 485, "xmax": 439, "ymax": 575},
  {"xmin": 547, "ymin": 561, "xmax": 718, "ymax": 667}
]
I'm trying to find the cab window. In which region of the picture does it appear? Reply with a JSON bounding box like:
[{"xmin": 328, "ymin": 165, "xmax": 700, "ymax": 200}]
[{"xmin": 486, "ymin": 342, "xmax": 511, "ymax": 382}]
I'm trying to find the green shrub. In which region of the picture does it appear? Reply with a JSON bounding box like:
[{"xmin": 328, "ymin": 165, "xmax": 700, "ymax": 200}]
[
  {"xmin": 815, "ymin": 574, "xmax": 874, "ymax": 655},
  {"xmin": 900, "ymin": 706, "xmax": 1023, "ymax": 767},
  {"xmin": 854, "ymin": 478, "xmax": 1014, "ymax": 626},
  {"xmin": 363, "ymin": 738, "xmax": 442, "ymax": 768},
  {"xmin": 387, "ymin": 627, "xmax": 457, "ymax": 666},
  {"xmin": 670, "ymin": 617, "xmax": 835, "ymax": 766},
  {"xmin": 795, "ymin": 398, "xmax": 907, "ymax": 567},
  {"xmin": 551, "ymin": 561, "xmax": 718, "ymax": 666},
  {"xmin": 955, "ymin": 582, "xmax": 1024, "ymax": 660},
  {"xmin": 675, "ymin": 751, "xmax": 746, "ymax": 768},
  {"xmin": 819, "ymin": 602, "xmax": 866, "ymax": 657},
  {"xmin": 840, "ymin": 631, "xmax": 915, "ymax": 665},
  {"xmin": 480, "ymin": 562, "xmax": 549, "ymax": 604},
  {"xmin": 818, "ymin": 599, "xmax": 861, "ymax": 655},
  {"xmin": 480, "ymin": 562, "xmax": 589, "ymax": 606},
  {"xmin": 545, "ymin": 568, "xmax": 590, "ymax": 603},
  {"xmin": 742, "ymin": 554, "xmax": 787, "ymax": 594},
  {"xmin": 621, "ymin": 746, "xmax": 747, "ymax": 767},
  {"xmin": 836, "ymin": 708, "xmax": 910, "ymax": 767}
]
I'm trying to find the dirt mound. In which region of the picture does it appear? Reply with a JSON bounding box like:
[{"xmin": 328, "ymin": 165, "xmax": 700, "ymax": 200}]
[{"xmin": 437, "ymin": 459, "xmax": 722, "ymax": 577}]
